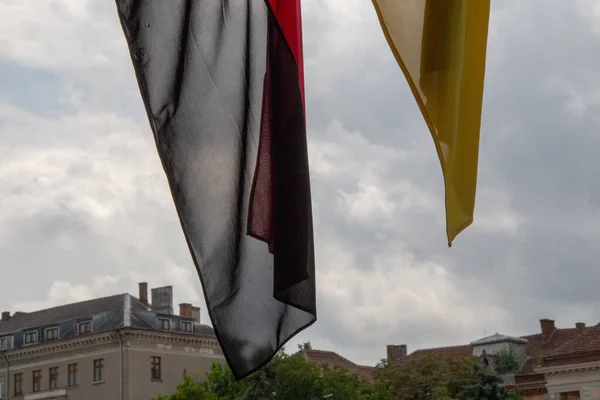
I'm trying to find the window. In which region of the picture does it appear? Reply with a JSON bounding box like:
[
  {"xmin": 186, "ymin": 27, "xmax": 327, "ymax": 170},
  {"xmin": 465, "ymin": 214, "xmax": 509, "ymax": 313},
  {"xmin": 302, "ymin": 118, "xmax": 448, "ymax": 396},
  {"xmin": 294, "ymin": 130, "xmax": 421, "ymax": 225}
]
[
  {"xmin": 14, "ymin": 374, "xmax": 22, "ymax": 396},
  {"xmin": 32, "ymin": 370, "xmax": 41, "ymax": 392},
  {"xmin": 24, "ymin": 330, "xmax": 38, "ymax": 344},
  {"xmin": 78, "ymin": 320, "xmax": 92, "ymax": 334},
  {"xmin": 0, "ymin": 382, "xmax": 4, "ymax": 398},
  {"xmin": 93, "ymin": 359, "xmax": 104, "ymax": 383},
  {"xmin": 158, "ymin": 318, "xmax": 171, "ymax": 330},
  {"xmin": 45, "ymin": 327, "xmax": 59, "ymax": 340},
  {"xmin": 49, "ymin": 367, "xmax": 59, "ymax": 390},
  {"xmin": 181, "ymin": 320, "xmax": 192, "ymax": 333},
  {"xmin": 151, "ymin": 357, "xmax": 162, "ymax": 380},
  {"xmin": 68, "ymin": 364, "xmax": 78, "ymax": 387},
  {"xmin": 0, "ymin": 336, "xmax": 11, "ymax": 350}
]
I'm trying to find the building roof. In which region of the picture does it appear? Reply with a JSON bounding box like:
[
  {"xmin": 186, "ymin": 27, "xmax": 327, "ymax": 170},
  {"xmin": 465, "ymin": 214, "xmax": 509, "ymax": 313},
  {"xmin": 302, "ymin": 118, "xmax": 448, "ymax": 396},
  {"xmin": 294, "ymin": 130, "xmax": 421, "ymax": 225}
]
[
  {"xmin": 0, "ymin": 294, "xmax": 127, "ymax": 334},
  {"xmin": 470, "ymin": 333, "xmax": 528, "ymax": 346},
  {"xmin": 298, "ymin": 348, "xmax": 374, "ymax": 379},
  {"xmin": 541, "ymin": 325, "xmax": 600, "ymax": 367},
  {"xmin": 409, "ymin": 344, "xmax": 473, "ymax": 359},
  {"xmin": 0, "ymin": 292, "xmax": 215, "ymax": 350}
]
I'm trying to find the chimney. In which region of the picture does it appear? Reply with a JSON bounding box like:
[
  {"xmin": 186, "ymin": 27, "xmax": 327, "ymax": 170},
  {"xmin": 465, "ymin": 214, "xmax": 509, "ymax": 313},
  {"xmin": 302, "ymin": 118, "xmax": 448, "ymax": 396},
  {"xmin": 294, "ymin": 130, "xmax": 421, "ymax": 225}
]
[
  {"xmin": 540, "ymin": 319, "xmax": 556, "ymax": 341},
  {"xmin": 139, "ymin": 282, "xmax": 148, "ymax": 305},
  {"xmin": 191, "ymin": 306, "xmax": 200, "ymax": 324},
  {"xmin": 387, "ymin": 344, "xmax": 407, "ymax": 364},
  {"xmin": 1, "ymin": 311, "xmax": 10, "ymax": 322},
  {"xmin": 12, "ymin": 311, "xmax": 27, "ymax": 318},
  {"xmin": 179, "ymin": 303, "xmax": 192, "ymax": 318},
  {"xmin": 576, "ymin": 322, "xmax": 586, "ymax": 334}
]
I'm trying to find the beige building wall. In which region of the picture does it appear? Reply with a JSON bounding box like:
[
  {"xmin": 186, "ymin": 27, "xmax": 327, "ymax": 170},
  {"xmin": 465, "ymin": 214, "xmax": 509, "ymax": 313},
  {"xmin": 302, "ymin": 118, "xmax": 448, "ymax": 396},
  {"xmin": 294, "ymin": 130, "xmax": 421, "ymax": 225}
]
[
  {"xmin": 126, "ymin": 335, "xmax": 223, "ymax": 399},
  {"xmin": 541, "ymin": 362, "xmax": 600, "ymax": 400},
  {"xmin": 0, "ymin": 330, "xmax": 224, "ymax": 400}
]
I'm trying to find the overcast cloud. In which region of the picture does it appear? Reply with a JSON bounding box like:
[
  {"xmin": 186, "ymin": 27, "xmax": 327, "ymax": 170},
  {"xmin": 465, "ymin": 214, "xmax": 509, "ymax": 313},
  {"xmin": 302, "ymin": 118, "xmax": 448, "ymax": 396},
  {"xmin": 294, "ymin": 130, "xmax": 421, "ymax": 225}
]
[{"xmin": 1, "ymin": 0, "xmax": 600, "ymax": 367}]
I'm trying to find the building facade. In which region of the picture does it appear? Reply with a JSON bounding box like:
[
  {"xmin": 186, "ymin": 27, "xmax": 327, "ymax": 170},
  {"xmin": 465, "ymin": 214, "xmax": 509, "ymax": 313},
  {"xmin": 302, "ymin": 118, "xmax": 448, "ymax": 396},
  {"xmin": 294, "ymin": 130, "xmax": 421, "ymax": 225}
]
[{"xmin": 0, "ymin": 283, "xmax": 224, "ymax": 400}]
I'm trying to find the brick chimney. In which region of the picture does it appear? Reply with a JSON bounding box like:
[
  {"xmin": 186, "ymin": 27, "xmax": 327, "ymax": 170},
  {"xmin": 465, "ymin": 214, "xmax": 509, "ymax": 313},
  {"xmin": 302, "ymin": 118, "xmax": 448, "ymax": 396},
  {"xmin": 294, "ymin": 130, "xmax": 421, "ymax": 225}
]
[
  {"xmin": 540, "ymin": 319, "xmax": 556, "ymax": 341},
  {"xmin": 179, "ymin": 303, "xmax": 192, "ymax": 318},
  {"xmin": 1, "ymin": 311, "xmax": 10, "ymax": 322},
  {"xmin": 139, "ymin": 282, "xmax": 148, "ymax": 306},
  {"xmin": 191, "ymin": 306, "xmax": 200, "ymax": 324},
  {"xmin": 576, "ymin": 322, "xmax": 586, "ymax": 334},
  {"xmin": 387, "ymin": 344, "xmax": 407, "ymax": 364}
]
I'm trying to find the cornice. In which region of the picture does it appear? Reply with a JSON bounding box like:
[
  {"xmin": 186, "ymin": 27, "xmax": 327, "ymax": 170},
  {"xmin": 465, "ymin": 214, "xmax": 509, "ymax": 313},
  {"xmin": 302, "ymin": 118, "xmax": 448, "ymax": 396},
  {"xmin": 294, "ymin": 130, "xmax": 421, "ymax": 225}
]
[
  {"xmin": 536, "ymin": 360, "xmax": 600, "ymax": 375},
  {"xmin": 2, "ymin": 332, "xmax": 119, "ymax": 361},
  {"xmin": 122, "ymin": 330, "xmax": 220, "ymax": 348},
  {"xmin": 0, "ymin": 329, "xmax": 219, "ymax": 361}
]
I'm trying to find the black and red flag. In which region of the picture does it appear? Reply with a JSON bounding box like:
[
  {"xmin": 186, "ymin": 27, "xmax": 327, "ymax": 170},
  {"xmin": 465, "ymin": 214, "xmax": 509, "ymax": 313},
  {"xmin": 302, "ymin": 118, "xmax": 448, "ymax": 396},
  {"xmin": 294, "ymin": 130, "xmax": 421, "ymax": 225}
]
[{"xmin": 116, "ymin": 0, "xmax": 316, "ymax": 379}]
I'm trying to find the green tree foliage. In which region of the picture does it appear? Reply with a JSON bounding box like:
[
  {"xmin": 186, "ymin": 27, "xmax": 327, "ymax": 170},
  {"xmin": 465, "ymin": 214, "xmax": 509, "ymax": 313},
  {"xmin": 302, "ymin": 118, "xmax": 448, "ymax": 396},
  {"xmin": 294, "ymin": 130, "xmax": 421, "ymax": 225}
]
[
  {"xmin": 156, "ymin": 348, "xmax": 523, "ymax": 400},
  {"xmin": 495, "ymin": 346, "xmax": 520, "ymax": 374},
  {"xmin": 374, "ymin": 353, "xmax": 477, "ymax": 400}
]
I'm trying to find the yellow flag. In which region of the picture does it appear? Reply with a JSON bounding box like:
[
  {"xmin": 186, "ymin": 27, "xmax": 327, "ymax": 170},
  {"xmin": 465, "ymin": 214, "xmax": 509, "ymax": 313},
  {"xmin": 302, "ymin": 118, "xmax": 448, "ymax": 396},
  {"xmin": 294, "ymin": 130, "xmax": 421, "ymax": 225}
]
[{"xmin": 371, "ymin": 0, "xmax": 490, "ymax": 245}]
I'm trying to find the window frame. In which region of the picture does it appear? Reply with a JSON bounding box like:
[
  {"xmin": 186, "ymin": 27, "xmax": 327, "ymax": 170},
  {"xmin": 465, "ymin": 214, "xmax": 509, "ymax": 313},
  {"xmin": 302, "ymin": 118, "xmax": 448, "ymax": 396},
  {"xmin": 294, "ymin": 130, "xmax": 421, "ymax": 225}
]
[
  {"xmin": 24, "ymin": 330, "xmax": 38, "ymax": 345},
  {"xmin": 14, "ymin": 373, "xmax": 22, "ymax": 396},
  {"xmin": 181, "ymin": 320, "xmax": 193, "ymax": 333},
  {"xmin": 151, "ymin": 356, "xmax": 162, "ymax": 381},
  {"xmin": 78, "ymin": 320, "xmax": 92, "ymax": 335},
  {"xmin": 49, "ymin": 366, "xmax": 59, "ymax": 390},
  {"xmin": 45, "ymin": 326, "xmax": 59, "ymax": 341},
  {"xmin": 93, "ymin": 359, "xmax": 104, "ymax": 383},
  {"xmin": 158, "ymin": 318, "xmax": 171, "ymax": 330},
  {"xmin": 0, "ymin": 336, "xmax": 11, "ymax": 350},
  {"xmin": 32, "ymin": 370, "xmax": 42, "ymax": 393},
  {"xmin": 68, "ymin": 363, "xmax": 78, "ymax": 387}
]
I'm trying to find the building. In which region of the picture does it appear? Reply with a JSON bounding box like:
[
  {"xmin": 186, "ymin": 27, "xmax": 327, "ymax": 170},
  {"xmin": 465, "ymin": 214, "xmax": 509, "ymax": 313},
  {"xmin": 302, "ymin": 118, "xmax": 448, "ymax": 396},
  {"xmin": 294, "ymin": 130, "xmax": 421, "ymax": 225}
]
[
  {"xmin": 387, "ymin": 319, "xmax": 600, "ymax": 400},
  {"xmin": 297, "ymin": 347, "xmax": 374, "ymax": 380},
  {"xmin": 0, "ymin": 283, "xmax": 224, "ymax": 400}
]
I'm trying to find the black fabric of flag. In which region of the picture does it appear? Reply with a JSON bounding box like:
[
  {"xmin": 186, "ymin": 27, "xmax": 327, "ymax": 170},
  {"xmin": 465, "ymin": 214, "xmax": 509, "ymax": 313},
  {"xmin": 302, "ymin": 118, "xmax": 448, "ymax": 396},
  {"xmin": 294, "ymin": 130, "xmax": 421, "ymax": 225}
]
[{"xmin": 116, "ymin": 0, "xmax": 316, "ymax": 379}]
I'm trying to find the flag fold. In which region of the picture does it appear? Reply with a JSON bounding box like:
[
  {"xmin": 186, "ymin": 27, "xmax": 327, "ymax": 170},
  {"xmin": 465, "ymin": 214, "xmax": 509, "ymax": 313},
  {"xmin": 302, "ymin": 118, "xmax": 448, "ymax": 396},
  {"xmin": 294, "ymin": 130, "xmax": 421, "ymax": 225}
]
[
  {"xmin": 372, "ymin": 0, "xmax": 491, "ymax": 245},
  {"xmin": 116, "ymin": 0, "xmax": 316, "ymax": 379}
]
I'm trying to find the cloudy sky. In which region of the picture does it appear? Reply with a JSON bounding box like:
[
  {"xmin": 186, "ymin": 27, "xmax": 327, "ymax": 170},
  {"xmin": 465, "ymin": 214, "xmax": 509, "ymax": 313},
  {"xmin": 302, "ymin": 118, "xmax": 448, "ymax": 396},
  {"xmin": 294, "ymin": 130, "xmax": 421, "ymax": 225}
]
[{"xmin": 2, "ymin": 0, "xmax": 600, "ymax": 367}]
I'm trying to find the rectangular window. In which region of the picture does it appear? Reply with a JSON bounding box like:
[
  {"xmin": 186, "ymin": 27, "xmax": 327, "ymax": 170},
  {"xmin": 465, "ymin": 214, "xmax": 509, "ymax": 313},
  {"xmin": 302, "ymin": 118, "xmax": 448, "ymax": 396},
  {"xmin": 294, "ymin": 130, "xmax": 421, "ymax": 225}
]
[
  {"xmin": 181, "ymin": 320, "xmax": 192, "ymax": 333},
  {"xmin": 93, "ymin": 359, "xmax": 104, "ymax": 383},
  {"xmin": 24, "ymin": 330, "xmax": 38, "ymax": 344},
  {"xmin": 158, "ymin": 318, "xmax": 171, "ymax": 330},
  {"xmin": 151, "ymin": 356, "xmax": 162, "ymax": 380},
  {"xmin": 45, "ymin": 327, "xmax": 59, "ymax": 340},
  {"xmin": 32, "ymin": 370, "xmax": 41, "ymax": 392},
  {"xmin": 0, "ymin": 336, "xmax": 11, "ymax": 350},
  {"xmin": 68, "ymin": 364, "xmax": 78, "ymax": 387},
  {"xmin": 78, "ymin": 321, "xmax": 92, "ymax": 334},
  {"xmin": 49, "ymin": 367, "xmax": 59, "ymax": 390},
  {"xmin": 14, "ymin": 373, "xmax": 22, "ymax": 396}
]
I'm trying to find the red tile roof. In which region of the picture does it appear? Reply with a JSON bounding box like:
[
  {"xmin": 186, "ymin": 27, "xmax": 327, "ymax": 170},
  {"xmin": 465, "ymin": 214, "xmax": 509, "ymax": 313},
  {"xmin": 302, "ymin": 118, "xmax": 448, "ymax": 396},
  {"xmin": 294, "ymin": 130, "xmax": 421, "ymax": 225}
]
[
  {"xmin": 409, "ymin": 344, "xmax": 473, "ymax": 359},
  {"xmin": 542, "ymin": 325, "xmax": 600, "ymax": 367},
  {"xmin": 298, "ymin": 349, "xmax": 374, "ymax": 380}
]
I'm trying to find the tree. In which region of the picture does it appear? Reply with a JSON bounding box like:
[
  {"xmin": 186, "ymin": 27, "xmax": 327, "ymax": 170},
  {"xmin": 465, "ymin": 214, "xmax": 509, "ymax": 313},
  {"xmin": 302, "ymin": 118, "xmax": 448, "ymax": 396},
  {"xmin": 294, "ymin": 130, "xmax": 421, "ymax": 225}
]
[
  {"xmin": 374, "ymin": 352, "xmax": 477, "ymax": 399},
  {"xmin": 495, "ymin": 346, "xmax": 519, "ymax": 374},
  {"xmin": 457, "ymin": 363, "xmax": 522, "ymax": 400}
]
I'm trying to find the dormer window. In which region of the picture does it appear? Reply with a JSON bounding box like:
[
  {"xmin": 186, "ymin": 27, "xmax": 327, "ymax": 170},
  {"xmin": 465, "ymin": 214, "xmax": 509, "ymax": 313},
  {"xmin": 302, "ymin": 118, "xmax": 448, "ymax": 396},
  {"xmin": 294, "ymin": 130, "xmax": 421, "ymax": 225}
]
[
  {"xmin": 78, "ymin": 321, "xmax": 92, "ymax": 334},
  {"xmin": 24, "ymin": 330, "xmax": 38, "ymax": 345},
  {"xmin": 181, "ymin": 321, "xmax": 192, "ymax": 333},
  {"xmin": 45, "ymin": 327, "xmax": 59, "ymax": 340},
  {"xmin": 158, "ymin": 318, "xmax": 171, "ymax": 330},
  {"xmin": 0, "ymin": 335, "xmax": 13, "ymax": 350}
]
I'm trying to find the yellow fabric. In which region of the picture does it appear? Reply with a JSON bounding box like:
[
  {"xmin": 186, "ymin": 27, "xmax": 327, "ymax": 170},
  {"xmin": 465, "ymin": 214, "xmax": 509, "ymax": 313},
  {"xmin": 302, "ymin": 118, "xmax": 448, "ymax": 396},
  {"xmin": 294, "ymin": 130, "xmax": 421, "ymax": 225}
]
[{"xmin": 371, "ymin": 0, "xmax": 490, "ymax": 245}]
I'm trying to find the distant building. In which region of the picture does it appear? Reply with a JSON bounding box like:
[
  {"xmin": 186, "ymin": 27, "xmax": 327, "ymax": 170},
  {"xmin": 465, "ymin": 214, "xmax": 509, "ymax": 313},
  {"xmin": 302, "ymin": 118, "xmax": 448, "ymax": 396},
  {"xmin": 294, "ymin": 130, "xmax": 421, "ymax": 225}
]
[
  {"xmin": 0, "ymin": 282, "xmax": 223, "ymax": 400},
  {"xmin": 387, "ymin": 318, "xmax": 600, "ymax": 400}
]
